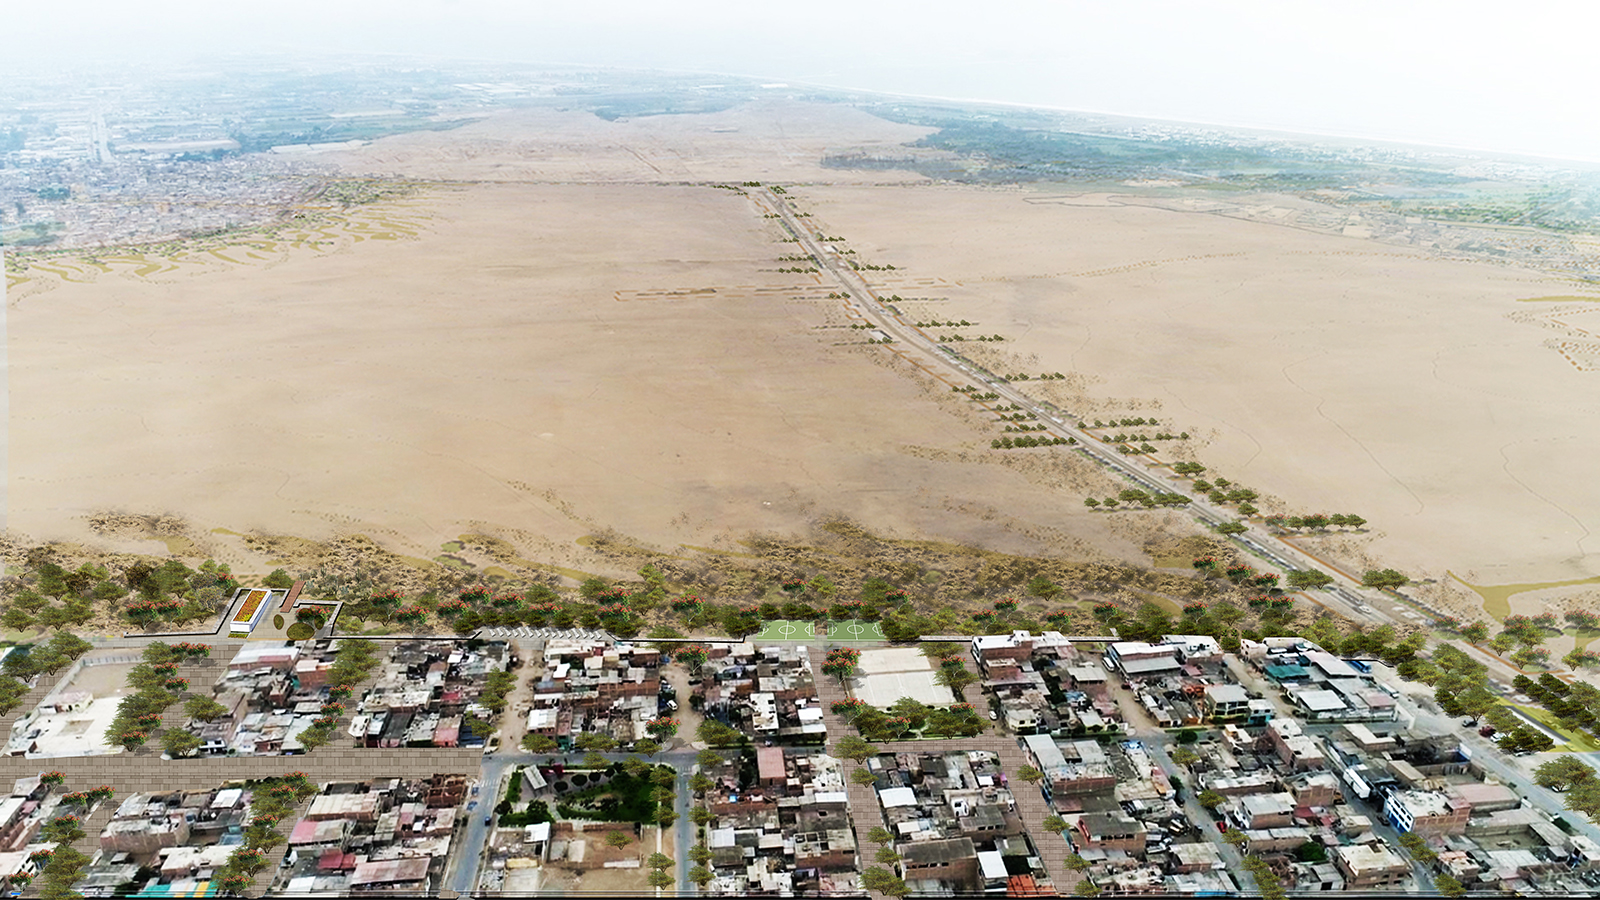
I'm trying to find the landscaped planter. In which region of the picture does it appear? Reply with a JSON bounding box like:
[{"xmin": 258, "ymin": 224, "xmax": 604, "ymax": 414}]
[{"xmin": 229, "ymin": 588, "xmax": 272, "ymax": 635}]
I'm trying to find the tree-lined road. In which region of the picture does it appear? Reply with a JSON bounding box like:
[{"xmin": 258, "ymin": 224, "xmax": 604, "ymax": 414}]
[{"xmin": 754, "ymin": 186, "xmax": 1574, "ymax": 686}]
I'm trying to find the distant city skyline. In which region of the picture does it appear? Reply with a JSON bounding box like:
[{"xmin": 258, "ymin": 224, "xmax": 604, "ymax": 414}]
[{"xmin": 10, "ymin": 0, "xmax": 1600, "ymax": 163}]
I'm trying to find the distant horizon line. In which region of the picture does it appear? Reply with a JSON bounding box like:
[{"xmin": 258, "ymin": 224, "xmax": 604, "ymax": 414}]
[
  {"xmin": 758, "ymin": 78, "xmax": 1600, "ymax": 169},
  {"xmin": 9, "ymin": 46, "xmax": 1598, "ymax": 167}
]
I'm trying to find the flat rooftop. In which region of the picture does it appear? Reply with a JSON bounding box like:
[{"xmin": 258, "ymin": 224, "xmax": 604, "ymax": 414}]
[{"xmin": 12, "ymin": 695, "xmax": 125, "ymax": 759}]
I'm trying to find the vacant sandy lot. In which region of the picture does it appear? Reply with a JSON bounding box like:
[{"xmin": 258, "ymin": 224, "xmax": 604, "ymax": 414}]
[
  {"xmin": 797, "ymin": 183, "xmax": 1600, "ymax": 603},
  {"xmin": 11, "ymin": 101, "xmax": 1597, "ymax": 625},
  {"xmin": 8, "ymin": 175, "xmax": 1137, "ymax": 574}
]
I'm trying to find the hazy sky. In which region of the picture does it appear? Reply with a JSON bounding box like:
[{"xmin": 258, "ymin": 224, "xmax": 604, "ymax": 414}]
[{"xmin": 15, "ymin": 0, "xmax": 1600, "ymax": 161}]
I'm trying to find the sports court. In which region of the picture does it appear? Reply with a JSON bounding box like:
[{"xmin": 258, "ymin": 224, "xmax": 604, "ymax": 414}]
[
  {"xmin": 750, "ymin": 619, "xmax": 885, "ymax": 642},
  {"xmin": 828, "ymin": 620, "xmax": 886, "ymax": 642},
  {"xmin": 852, "ymin": 646, "xmax": 954, "ymax": 708},
  {"xmin": 752, "ymin": 619, "xmax": 820, "ymax": 641}
]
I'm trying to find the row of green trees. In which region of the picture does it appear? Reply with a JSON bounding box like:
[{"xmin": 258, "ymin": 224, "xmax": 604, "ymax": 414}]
[
  {"xmin": 1084, "ymin": 489, "xmax": 1190, "ymax": 509},
  {"xmin": 1513, "ymin": 673, "xmax": 1600, "ymax": 746},
  {"xmin": 994, "ymin": 435, "xmax": 1074, "ymax": 449},
  {"xmin": 103, "ymin": 641, "xmax": 211, "ymax": 753},
  {"xmin": 830, "ymin": 690, "xmax": 987, "ymax": 741},
  {"xmin": 211, "ymin": 773, "xmax": 320, "ymax": 895},
  {"xmin": 1264, "ymin": 513, "xmax": 1368, "ymax": 531},
  {"xmin": 295, "ymin": 639, "xmax": 383, "ymax": 751},
  {"xmin": 1533, "ymin": 756, "xmax": 1600, "ymax": 824},
  {"xmin": 1087, "ymin": 417, "xmax": 1161, "ymax": 429},
  {"xmin": 1436, "ymin": 612, "xmax": 1600, "ymax": 671},
  {"xmin": 3, "ymin": 555, "xmax": 242, "ymax": 634},
  {"xmin": 1100, "ymin": 431, "xmax": 1186, "ymax": 444},
  {"xmin": 21, "ymin": 777, "xmax": 116, "ymax": 899}
]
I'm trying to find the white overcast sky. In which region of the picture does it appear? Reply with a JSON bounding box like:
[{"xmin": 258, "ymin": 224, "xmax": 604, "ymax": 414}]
[{"xmin": 14, "ymin": 0, "xmax": 1600, "ymax": 162}]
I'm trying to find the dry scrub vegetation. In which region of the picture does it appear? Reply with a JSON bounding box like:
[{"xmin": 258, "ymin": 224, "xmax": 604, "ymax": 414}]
[{"xmin": 0, "ymin": 514, "xmax": 1344, "ymax": 644}]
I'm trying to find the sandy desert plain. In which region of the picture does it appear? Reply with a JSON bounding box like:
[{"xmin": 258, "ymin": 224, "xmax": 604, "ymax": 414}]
[{"xmin": 7, "ymin": 100, "xmax": 1600, "ymax": 630}]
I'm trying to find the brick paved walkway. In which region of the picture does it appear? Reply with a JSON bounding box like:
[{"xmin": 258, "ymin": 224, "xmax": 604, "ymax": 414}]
[{"xmin": 815, "ymin": 674, "xmax": 892, "ymax": 900}]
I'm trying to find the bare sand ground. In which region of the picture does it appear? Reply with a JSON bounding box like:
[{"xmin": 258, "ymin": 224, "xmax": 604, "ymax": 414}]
[
  {"xmin": 795, "ymin": 183, "xmax": 1600, "ymax": 614},
  {"xmin": 8, "ymin": 177, "xmax": 1138, "ymax": 579},
  {"xmin": 12, "ymin": 102, "xmax": 1595, "ymax": 626}
]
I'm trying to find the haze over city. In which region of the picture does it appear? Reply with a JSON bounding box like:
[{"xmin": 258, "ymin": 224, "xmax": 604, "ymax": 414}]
[{"xmin": 12, "ymin": 0, "xmax": 1600, "ymax": 162}]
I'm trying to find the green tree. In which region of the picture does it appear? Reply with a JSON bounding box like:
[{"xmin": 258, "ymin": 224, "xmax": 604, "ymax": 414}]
[
  {"xmin": 646, "ymin": 852, "xmax": 673, "ymax": 870},
  {"xmin": 1397, "ymin": 831, "xmax": 1435, "ymax": 863},
  {"xmin": 604, "ymin": 830, "xmax": 632, "ymax": 849},
  {"xmin": 1073, "ymin": 880, "xmax": 1101, "ymax": 897},
  {"xmin": 1362, "ymin": 568, "xmax": 1409, "ymax": 589},
  {"xmin": 1042, "ymin": 815, "xmax": 1068, "ymax": 834},
  {"xmin": 851, "ymin": 767, "xmax": 877, "ymax": 785},
  {"xmin": 1016, "ymin": 765, "xmax": 1044, "ymax": 784},
  {"xmin": 262, "ymin": 569, "xmax": 295, "ymax": 589},
  {"xmin": 721, "ymin": 608, "xmax": 763, "ymax": 639},
  {"xmin": 1533, "ymin": 755, "xmax": 1595, "ymax": 792},
  {"xmin": 1064, "ymin": 853, "xmax": 1090, "ymax": 872},
  {"xmin": 0, "ymin": 677, "xmax": 31, "ymax": 715},
  {"xmin": 1434, "ymin": 873, "xmax": 1467, "ymax": 897},
  {"xmin": 40, "ymin": 816, "xmax": 85, "ymax": 844},
  {"xmin": 1294, "ymin": 840, "xmax": 1327, "ymax": 863},
  {"xmin": 575, "ymin": 732, "xmax": 617, "ymax": 752},
  {"xmin": 185, "ymin": 695, "xmax": 228, "ymax": 722},
  {"xmin": 1027, "ymin": 575, "xmax": 1062, "ymax": 598},
  {"xmin": 522, "ymin": 733, "xmax": 557, "ymax": 754},
  {"xmin": 45, "ymin": 632, "xmax": 93, "ymax": 661},
  {"xmin": 163, "ymin": 728, "xmax": 202, "ymax": 758},
  {"xmin": 688, "ymin": 864, "xmax": 714, "ymax": 887},
  {"xmin": 862, "ymin": 867, "xmax": 909, "ymax": 897},
  {"xmin": 696, "ymin": 720, "xmax": 742, "ymax": 747},
  {"xmin": 0, "ymin": 608, "xmax": 34, "ymax": 632},
  {"xmin": 866, "ymin": 826, "xmax": 894, "ymax": 846},
  {"xmin": 835, "ymin": 736, "xmax": 874, "ymax": 762},
  {"xmin": 1286, "ymin": 569, "xmax": 1335, "ymax": 590},
  {"xmin": 297, "ymin": 725, "xmax": 333, "ymax": 752}
]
